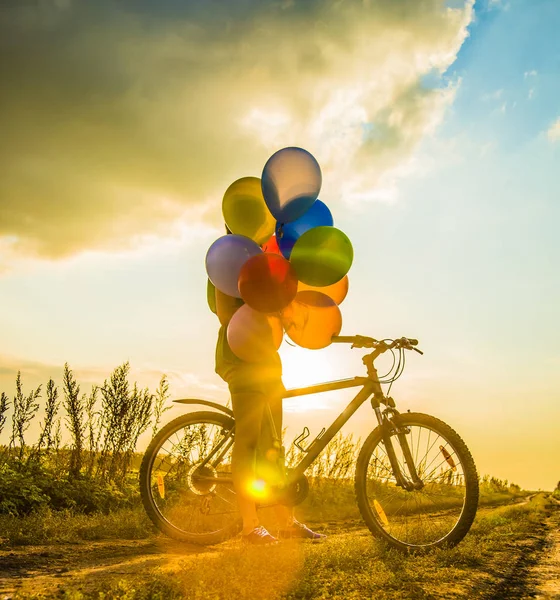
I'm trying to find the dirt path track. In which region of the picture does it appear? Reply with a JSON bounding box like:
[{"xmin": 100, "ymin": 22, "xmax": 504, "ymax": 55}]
[
  {"xmin": 0, "ymin": 537, "xmax": 218, "ymax": 597},
  {"xmin": 2, "ymin": 499, "xmax": 560, "ymax": 599},
  {"xmin": 525, "ymin": 499, "xmax": 560, "ymax": 599}
]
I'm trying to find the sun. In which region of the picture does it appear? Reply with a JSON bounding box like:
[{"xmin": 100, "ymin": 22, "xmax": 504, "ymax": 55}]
[{"xmin": 279, "ymin": 344, "xmax": 335, "ymax": 390}]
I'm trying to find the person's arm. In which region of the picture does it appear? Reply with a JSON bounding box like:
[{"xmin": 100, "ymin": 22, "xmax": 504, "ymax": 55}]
[{"xmin": 215, "ymin": 288, "xmax": 243, "ymax": 326}]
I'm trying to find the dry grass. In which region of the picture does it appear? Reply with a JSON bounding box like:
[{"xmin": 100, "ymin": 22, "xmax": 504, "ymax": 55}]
[
  {"xmin": 8, "ymin": 494, "xmax": 550, "ymax": 600},
  {"xmin": 0, "ymin": 506, "xmax": 154, "ymax": 547}
]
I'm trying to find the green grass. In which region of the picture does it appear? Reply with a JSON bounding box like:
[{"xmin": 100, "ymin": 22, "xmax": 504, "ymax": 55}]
[
  {"xmin": 0, "ymin": 480, "xmax": 527, "ymax": 548},
  {"xmin": 11, "ymin": 494, "xmax": 551, "ymax": 600},
  {"xmin": 0, "ymin": 506, "xmax": 155, "ymax": 547}
]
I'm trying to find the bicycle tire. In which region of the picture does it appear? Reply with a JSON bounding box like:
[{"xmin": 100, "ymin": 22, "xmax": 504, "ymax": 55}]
[
  {"xmin": 355, "ymin": 412, "xmax": 479, "ymax": 551},
  {"xmin": 139, "ymin": 411, "xmax": 242, "ymax": 545}
]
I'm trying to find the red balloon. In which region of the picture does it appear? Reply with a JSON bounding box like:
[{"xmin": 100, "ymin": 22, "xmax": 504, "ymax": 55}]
[
  {"xmin": 261, "ymin": 234, "xmax": 281, "ymax": 254},
  {"xmin": 238, "ymin": 253, "xmax": 298, "ymax": 313}
]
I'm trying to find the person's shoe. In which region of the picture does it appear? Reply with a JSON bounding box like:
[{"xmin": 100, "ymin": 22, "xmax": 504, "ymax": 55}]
[
  {"xmin": 278, "ymin": 520, "xmax": 327, "ymax": 541},
  {"xmin": 242, "ymin": 526, "xmax": 279, "ymax": 545}
]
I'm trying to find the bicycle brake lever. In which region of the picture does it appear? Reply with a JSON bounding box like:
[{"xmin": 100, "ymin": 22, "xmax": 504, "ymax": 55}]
[{"xmin": 412, "ymin": 347, "xmax": 424, "ymax": 355}]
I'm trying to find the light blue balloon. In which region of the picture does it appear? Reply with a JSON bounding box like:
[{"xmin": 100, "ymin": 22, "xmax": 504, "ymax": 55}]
[
  {"xmin": 276, "ymin": 200, "xmax": 333, "ymax": 259},
  {"xmin": 261, "ymin": 147, "xmax": 322, "ymax": 223},
  {"xmin": 205, "ymin": 235, "xmax": 262, "ymax": 298}
]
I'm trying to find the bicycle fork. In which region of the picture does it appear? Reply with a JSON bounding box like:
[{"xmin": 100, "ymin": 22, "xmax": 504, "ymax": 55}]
[{"xmin": 372, "ymin": 405, "xmax": 424, "ymax": 492}]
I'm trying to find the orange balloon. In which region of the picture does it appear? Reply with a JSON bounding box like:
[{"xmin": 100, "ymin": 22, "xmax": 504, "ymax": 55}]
[
  {"xmin": 227, "ymin": 304, "xmax": 283, "ymax": 362},
  {"xmin": 282, "ymin": 291, "xmax": 342, "ymax": 350},
  {"xmin": 297, "ymin": 275, "xmax": 349, "ymax": 305}
]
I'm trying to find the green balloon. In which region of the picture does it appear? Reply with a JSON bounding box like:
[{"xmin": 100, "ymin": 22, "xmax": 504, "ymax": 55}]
[
  {"xmin": 207, "ymin": 278, "xmax": 217, "ymax": 315},
  {"xmin": 290, "ymin": 226, "xmax": 353, "ymax": 287}
]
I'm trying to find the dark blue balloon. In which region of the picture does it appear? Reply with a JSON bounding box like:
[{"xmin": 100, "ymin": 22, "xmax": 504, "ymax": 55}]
[{"xmin": 276, "ymin": 200, "xmax": 333, "ymax": 259}]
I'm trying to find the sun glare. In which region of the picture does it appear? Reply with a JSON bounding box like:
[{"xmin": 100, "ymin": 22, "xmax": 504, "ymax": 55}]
[
  {"xmin": 247, "ymin": 479, "xmax": 268, "ymax": 501},
  {"xmin": 279, "ymin": 345, "xmax": 335, "ymax": 390}
]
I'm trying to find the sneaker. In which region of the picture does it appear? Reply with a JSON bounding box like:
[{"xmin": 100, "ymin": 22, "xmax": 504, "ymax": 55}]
[
  {"xmin": 278, "ymin": 520, "xmax": 327, "ymax": 541},
  {"xmin": 242, "ymin": 526, "xmax": 279, "ymax": 545}
]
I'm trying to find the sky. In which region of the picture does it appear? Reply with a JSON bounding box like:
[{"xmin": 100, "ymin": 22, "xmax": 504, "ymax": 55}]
[{"xmin": 0, "ymin": 0, "xmax": 559, "ymax": 490}]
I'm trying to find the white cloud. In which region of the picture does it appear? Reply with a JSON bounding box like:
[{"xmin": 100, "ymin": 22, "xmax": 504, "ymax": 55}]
[
  {"xmin": 482, "ymin": 89, "xmax": 504, "ymax": 101},
  {"xmin": 547, "ymin": 118, "xmax": 560, "ymax": 143},
  {"xmin": 488, "ymin": 0, "xmax": 510, "ymax": 11},
  {"xmin": 0, "ymin": 0, "xmax": 474, "ymax": 259}
]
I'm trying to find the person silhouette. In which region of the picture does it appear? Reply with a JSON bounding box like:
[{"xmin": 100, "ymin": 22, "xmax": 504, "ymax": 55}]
[{"xmin": 208, "ymin": 230, "xmax": 326, "ymax": 544}]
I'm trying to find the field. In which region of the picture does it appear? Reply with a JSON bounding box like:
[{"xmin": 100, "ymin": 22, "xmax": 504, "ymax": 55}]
[
  {"xmin": 0, "ymin": 494, "xmax": 558, "ymax": 599},
  {"xmin": 2, "ymin": 368, "xmax": 559, "ymax": 599}
]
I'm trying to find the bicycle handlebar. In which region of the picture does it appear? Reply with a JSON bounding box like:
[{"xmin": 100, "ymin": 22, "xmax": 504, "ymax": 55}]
[
  {"xmin": 331, "ymin": 335, "xmax": 422, "ymax": 353},
  {"xmin": 331, "ymin": 335, "xmax": 376, "ymax": 347}
]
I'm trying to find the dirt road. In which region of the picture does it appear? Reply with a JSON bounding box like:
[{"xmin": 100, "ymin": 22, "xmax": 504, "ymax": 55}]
[
  {"xmin": 0, "ymin": 537, "xmax": 217, "ymax": 597},
  {"xmin": 1, "ymin": 499, "xmax": 559, "ymax": 599},
  {"xmin": 526, "ymin": 499, "xmax": 560, "ymax": 599}
]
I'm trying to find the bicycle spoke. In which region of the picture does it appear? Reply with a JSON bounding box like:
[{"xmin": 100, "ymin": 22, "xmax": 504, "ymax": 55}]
[
  {"xmin": 146, "ymin": 418, "xmax": 240, "ymax": 538},
  {"xmin": 363, "ymin": 420, "xmax": 469, "ymax": 547}
]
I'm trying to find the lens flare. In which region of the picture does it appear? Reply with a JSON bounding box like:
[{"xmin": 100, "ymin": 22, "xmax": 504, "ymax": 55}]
[{"xmin": 247, "ymin": 478, "xmax": 268, "ymax": 500}]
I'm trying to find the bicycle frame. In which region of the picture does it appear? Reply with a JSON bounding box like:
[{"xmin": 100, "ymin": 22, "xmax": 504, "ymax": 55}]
[
  {"xmin": 281, "ymin": 377, "xmax": 377, "ymax": 481},
  {"xmin": 191, "ymin": 356, "xmax": 422, "ymax": 492}
]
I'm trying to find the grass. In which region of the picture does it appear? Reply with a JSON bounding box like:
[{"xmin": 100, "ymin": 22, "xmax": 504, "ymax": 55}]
[
  {"xmin": 0, "ymin": 506, "xmax": 155, "ymax": 547},
  {"xmin": 0, "ymin": 480, "xmax": 525, "ymax": 548},
  {"xmin": 0, "ymin": 478, "xmax": 527, "ymax": 548},
  {"xmin": 6, "ymin": 494, "xmax": 551, "ymax": 599}
]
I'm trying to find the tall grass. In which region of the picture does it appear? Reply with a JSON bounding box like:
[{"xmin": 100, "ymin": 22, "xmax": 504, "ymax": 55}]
[
  {"xmin": 0, "ymin": 366, "xmax": 526, "ymax": 521},
  {"xmin": 0, "ymin": 366, "xmax": 169, "ymax": 516},
  {"xmin": 10, "ymin": 372, "xmax": 41, "ymax": 461}
]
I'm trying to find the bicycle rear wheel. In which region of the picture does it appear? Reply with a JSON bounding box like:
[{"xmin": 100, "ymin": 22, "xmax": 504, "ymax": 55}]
[
  {"xmin": 355, "ymin": 412, "xmax": 479, "ymax": 551},
  {"xmin": 139, "ymin": 411, "xmax": 242, "ymax": 545}
]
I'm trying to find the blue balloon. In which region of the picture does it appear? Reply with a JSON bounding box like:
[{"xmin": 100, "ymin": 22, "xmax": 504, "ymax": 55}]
[
  {"xmin": 205, "ymin": 235, "xmax": 262, "ymax": 298},
  {"xmin": 276, "ymin": 200, "xmax": 333, "ymax": 259},
  {"xmin": 261, "ymin": 147, "xmax": 322, "ymax": 223}
]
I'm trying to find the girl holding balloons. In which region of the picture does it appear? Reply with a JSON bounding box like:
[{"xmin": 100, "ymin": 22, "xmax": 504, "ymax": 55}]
[{"xmin": 206, "ymin": 148, "xmax": 353, "ymax": 545}]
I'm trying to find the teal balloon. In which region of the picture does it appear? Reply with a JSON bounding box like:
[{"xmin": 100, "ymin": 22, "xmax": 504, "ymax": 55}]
[{"xmin": 290, "ymin": 226, "xmax": 353, "ymax": 287}]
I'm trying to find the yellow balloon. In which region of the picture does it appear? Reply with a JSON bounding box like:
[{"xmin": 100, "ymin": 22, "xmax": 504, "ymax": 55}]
[{"xmin": 222, "ymin": 177, "xmax": 276, "ymax": 245}]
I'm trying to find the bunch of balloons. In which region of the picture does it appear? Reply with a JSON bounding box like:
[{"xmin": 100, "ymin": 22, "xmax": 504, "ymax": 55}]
[{"xmin": 206, "ymin": 147, "xmax": 354, "ymax": 362}]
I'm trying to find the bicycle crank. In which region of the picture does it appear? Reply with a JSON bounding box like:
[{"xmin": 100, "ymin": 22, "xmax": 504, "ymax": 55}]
[{"xmin": 279, "ymin": 472, "xmax": 309, "ymax": 507}]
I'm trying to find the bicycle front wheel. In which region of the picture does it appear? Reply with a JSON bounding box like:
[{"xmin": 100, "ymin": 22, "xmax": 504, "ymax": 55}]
[
  {"xmin": 355, "ymin": 412, "xmax": 479, "ymax": 551},
  {"xmin": 139, "ymin": 411, "xmax": 242, "ymax": 545}
]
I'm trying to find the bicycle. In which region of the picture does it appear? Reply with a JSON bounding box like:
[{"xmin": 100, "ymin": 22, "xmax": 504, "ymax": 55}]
[{"xmin": 139, "ymin": 335, "xmax": 479, "ymax": 551}]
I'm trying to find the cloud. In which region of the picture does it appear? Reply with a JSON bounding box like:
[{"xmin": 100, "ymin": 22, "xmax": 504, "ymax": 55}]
[
  {"xmin": 547, "ymin": 118, "xmax": 560, "ymax": 143},
  {"xmin": 486, "ymin": 0, "xmax": 510, "ymax": 11},
  {"xmin": 0, "ymin": 0, "xmax": 474, "ymax": 258},
  {"xmin": 481, "ymin": 89, "xmax": 504, "ymax": 101}
]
